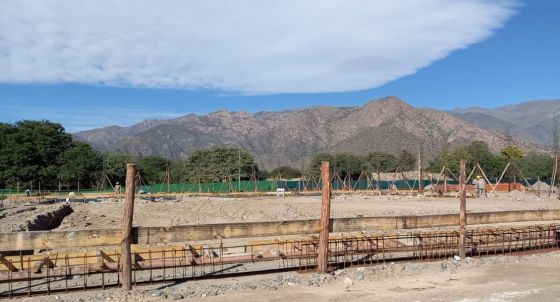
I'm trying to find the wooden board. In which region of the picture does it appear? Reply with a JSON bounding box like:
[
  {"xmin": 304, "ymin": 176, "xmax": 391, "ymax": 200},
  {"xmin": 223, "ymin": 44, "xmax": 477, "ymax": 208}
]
[{"xmin": 1, "ymin": 210, "xmax": 559, "ymax": 251}]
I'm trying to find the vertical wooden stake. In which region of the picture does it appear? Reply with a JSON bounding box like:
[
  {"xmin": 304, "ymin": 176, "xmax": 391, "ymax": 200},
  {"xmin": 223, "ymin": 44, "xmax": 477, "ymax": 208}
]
[
  {"xmin": 121, "ymin": 163, "xmax": 136, "ymax": 291},
  {"xmin": 166, "ymin": 165, "xmax": 171, "ymax": 194},
  {"xmin": 317, "ymin": 161, "xmax": 331, "ymax": 273},
  {"xmin": 377, "ymin": 171, "xmax": 381, "ymax": 195},
  {"xmin": 444, "ymin": 173, "xmax": 447, "ymax": 194},
  {"xmin": 418, "ymin": 150, "xmax": 423, "ymax": 193},
  {"xmin": 459, "ymin": 159, "xmax": 467, "ymax": 260}
]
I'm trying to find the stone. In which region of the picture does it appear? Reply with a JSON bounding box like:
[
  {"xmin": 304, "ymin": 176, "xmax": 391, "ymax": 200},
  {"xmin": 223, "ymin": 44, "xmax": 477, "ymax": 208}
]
[{"xmin": 168, "ymin": 293, "xmax": 184, "ymax": 300}]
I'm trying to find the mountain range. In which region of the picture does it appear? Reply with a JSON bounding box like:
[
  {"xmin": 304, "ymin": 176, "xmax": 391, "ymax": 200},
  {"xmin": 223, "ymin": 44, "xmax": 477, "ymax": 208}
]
[
  {"xmin": 451, "ymin": 99, "xmax": 560, "ymax": 148},
  {"xmin": 75, "ymin": 97, "xmax": 551, "ymax": 169}
]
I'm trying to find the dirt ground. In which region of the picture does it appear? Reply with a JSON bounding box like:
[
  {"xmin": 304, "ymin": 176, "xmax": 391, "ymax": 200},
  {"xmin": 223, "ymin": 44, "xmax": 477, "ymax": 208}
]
[
  {"xmin": 2, "ymin": 192, "xmax": 560, "ymax": 301},
  {"xmin": 1, "ymin": 191, "xmax": 559, "ymax": 231},
  {"xmin": 14, "ymin": 251, "xmax": 560, "ymax": 302},
  {"xmin": 56, "ymin": 192, "xmax": 560, "ymax": 230}
]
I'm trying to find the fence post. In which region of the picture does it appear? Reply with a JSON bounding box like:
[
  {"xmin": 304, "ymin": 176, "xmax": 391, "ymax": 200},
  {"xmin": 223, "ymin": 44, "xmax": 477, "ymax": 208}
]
[
  {"xmin": 459, "ymin": 159, "xmax": 467, "ymax": 259},
  {"xmin": 317, "ymin": 161, "xmax": 331, "ymax": 273},
  {"xmin": 121, "ymin": 163, "xmax": 136, "ymax": 291}
]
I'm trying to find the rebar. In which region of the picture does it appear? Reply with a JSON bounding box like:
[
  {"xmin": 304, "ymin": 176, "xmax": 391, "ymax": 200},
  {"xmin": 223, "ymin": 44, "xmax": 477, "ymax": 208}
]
[{"xmin": 1, "ymin": 224, "xmax": 559, "ymax": 297}]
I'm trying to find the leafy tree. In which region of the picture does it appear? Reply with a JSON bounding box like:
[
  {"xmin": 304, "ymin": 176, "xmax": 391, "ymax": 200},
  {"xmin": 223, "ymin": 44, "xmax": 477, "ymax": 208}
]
[
  {"xmin": 268, "ymin": 166, "xmax": 302, "ymax": 179},
  {"xmin": 398, "ymin": 149, "xmax": 416, "ymax": 171},
  {"xmin": 305, "ymin": 153, "xmax": 334, "ymax": 178},
  {"xmin": 169, "ymin": 160, "xmax": 188, "ymax": 183},
  {"xmin": 138, "ymin": 156, "xmax": 170, "ymax": 184},
  {"xmin": 104, "ymin": 153, "xmax": 135, "ymax": 185},
  {"xmin": 363, "ymin": 152, "xmax": 398, "ymax": 172},
  {"xmin": 57, "ymin": 142, "xmax": 102, "ymax": 188},
  {"xmin": 517, "ymin": 152, "xmax": 553, "ymax": 179},
  {"xmin": 305, "ymin": 153, "xmax": 365, "ymax": 179},
  {"xmin": 1, "ymin": 121, "xmax": 73, "ymax": 188},
  {"xmin": 501, "ymin": 145, "xmax": 523, "ymax": 160},
  {"xmin": 183, "ymin": 147, "xmax": 257, "ymax": 183},
  {"xmin": 0, "ymin": 123, "xmax": 16, "ymax": 187},
  {"xmin": 332, "ymin": 153, "xmax": 363, "ymax": 178}
]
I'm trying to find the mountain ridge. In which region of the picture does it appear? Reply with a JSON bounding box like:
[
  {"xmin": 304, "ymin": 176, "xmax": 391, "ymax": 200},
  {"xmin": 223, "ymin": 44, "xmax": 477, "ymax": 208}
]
[
  {"xmin": 75, "ymin": 96, "xmax": 544, "ymax": 169},
  {"xmin": 450, "ymin": 99, "xmax": 560, "ymax": 147}
]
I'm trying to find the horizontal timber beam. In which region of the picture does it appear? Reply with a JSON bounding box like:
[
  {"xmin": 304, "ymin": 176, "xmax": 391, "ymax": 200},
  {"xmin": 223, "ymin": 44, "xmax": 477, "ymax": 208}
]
[{"xmin": 1, "ymin": 210, "xmax": 560, "ymax": 251}]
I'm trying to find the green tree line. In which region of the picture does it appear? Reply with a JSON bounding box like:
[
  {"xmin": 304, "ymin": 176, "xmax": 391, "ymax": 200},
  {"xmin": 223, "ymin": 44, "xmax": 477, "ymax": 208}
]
[
  {"xmin": 0, "ymin": 121, "xmax": 555, "ymax": 190},
  {"xmin": 304, "ymin": 150, "xmax": 417, "ymax": 179},
  {"xmin": 427, "ymin": 141, "xmax": 554, "ymax": 181}
]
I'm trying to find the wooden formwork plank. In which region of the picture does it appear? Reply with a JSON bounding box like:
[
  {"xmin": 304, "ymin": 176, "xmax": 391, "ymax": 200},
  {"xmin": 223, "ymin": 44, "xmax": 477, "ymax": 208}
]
[{"xmin": 1, "ymin": 210, "xmax": 560, "ymax": 252}]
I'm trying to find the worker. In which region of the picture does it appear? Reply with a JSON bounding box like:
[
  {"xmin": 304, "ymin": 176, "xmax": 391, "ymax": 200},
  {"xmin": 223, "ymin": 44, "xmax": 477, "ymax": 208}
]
[
  {"xmin": 114, "ymin": 182, "xmax": 121, "ymax": 195},
  {"xmin": 472, "ymin": 175, "xmax": 486, "ymax": 198}
]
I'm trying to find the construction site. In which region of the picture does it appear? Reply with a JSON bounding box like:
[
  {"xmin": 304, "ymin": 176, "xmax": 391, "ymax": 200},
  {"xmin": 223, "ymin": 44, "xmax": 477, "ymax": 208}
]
[{"xmin": 0, "ymin": 157, "xmax": 559, "ymax": 302}]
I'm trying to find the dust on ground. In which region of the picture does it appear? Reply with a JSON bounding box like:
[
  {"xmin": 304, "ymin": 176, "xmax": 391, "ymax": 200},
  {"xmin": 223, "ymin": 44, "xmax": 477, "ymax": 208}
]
[
  {"xmin": 53, "ymin": 192, "xmax": 560, "ymax": 230},
  {"xmin": 15, "ymin": 250, "xmax": 560, "ymax": 302}
]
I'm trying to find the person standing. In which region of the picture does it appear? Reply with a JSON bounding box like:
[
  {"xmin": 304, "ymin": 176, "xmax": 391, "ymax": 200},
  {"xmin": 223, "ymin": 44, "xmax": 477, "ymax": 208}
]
[
  {"xmin": 114, "ymin": 182, "xmax": 122, "ymax": 195},
  {"xmin": 473, "ymin": 176, "xmax": 486, "ymax": 198}
]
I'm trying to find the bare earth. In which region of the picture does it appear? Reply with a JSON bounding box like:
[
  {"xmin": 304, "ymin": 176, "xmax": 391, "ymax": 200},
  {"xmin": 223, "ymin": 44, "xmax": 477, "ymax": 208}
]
[
  {"xmin": 2, "ymin": 191, "xmax": 560, "ymax": 301},
  {"xmin": 15, "ymin": 251, "xmax": 560, "ymax": 302},
  {"xmin": 52, "ymin": 192, "xmax": 560, "ymax": 230}
]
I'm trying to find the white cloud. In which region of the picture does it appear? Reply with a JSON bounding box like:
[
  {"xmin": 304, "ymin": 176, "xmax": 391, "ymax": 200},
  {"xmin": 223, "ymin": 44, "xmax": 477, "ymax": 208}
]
[{"xmin": 0, "ymin": 0, "xmax": 517, "ymax": 94}]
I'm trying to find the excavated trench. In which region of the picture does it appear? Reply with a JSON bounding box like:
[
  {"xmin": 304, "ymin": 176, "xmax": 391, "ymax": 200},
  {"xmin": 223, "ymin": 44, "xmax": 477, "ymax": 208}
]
[
  {"xmin": 0, "ymin": 203, "xmax": 74, "ymax": 256},
  {"xmin": 25, "ymin": 204, "xmax": 74, "ymax": 231}
]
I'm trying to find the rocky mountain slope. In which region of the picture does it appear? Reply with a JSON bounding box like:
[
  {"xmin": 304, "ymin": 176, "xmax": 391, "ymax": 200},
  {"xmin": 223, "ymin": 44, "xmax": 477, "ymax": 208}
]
[
  {"xmin": 451, "ymin": 99, "xmax": 560, "ymax": 148},
  {"xmin": 76, "ymin": 97, "xmax": 538, "ymax": 168}
]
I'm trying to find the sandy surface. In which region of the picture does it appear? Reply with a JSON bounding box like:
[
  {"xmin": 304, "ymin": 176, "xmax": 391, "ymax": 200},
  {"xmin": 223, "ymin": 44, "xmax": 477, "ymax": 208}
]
[
  {"xmin": 54, "ymin": 192, "xmax": 560, "ymax": 230},
  {"xmin": 1, "ymin": 192, "xmax": 559, "ymax": 231},
  {"xmin": 2, "ymin": 192, "xmax": 560, "ymax": 301},
  {"xmin": 14, "ymin": 251, "xmax": 560, "ymax": 301}
]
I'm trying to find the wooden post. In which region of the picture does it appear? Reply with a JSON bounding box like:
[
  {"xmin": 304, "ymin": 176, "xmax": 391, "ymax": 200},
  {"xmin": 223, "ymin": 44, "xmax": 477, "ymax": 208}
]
[
  {"xmin": 444, "ymin": 173, "xmax": 447, "ymax": 193},
  {"xmin": 549, "ymin": 155, "xmax": 558, "ymax": 198},
  {"xmin": 377, "ymin": 171, "xmax": 381, "ymax": 195},
  {"xmin": 121, "ymin": 163, "xmax": 136, "ymax": 291},
  {"xmin": 317, "ymin": 161, "xmax": 331, "ymax": 273},
  {"xmin": 166, "ymin": 165, "xmax": 171, "ymax": 194},
  {"xmin": 418, "ymin": 150, "xmax": 423, "ymax": 193},
  {"xmin": 459, "ymin": 159, "xmax": 467, "ymax": 260}
]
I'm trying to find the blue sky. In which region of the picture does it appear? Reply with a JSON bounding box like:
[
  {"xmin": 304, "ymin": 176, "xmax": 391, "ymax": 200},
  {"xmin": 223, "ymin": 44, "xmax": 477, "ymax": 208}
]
[{"xmin": 0, "ymin": 0, "xmax": 559, "ymax": 132}]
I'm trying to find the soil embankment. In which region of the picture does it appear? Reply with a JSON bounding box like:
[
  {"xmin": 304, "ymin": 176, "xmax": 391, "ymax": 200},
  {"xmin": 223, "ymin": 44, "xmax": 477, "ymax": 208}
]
[{"xmin": 0, "ymin": 203, "xmax": 73, "ymax": 232}]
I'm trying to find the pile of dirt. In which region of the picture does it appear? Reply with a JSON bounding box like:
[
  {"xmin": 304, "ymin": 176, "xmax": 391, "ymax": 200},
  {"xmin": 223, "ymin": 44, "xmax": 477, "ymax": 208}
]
[{"xmin": 532, "ymin": 181, "xmax": 551, "ymax": 191}]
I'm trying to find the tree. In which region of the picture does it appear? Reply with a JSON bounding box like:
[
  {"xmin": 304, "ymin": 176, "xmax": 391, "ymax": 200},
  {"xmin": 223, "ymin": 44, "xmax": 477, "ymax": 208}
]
[
  {"xmin": 1, "ymin": 120, "xmax": 73, "ymax": 188},
  {"xmin": 363, "ymin": 152, "xmax": 398, "ymax": 172},
  {"xmin": 517, "ymin": 152, "xmax": 553, "ymax": 179},
  {"xmin": 305, "ymin": 153, "xmax": 334, "ymax": 178},
  {"xmin": 57, "ymin": 142, "xmax": 102, "ymax": 188},
  {"xmin": 138, "ymin": 156, "xmax": 170, "ymax": 184},
  {"xmin": 104, "ymin": 153, "xmax": 135, "ymax": 185},
  {"xmin": 0, "ymin": 123, "xmax": 16, "ymax": 187},
  {"xmin": 332, "ymin": 153, "xmax": 363, "ymax": 179},
  {"xmin": 268, "ymin": 166, "xmax": 302, "ymax": 179},
  {"xmin": 500, "ymin": 145, "xmax": 523, "ymax": 160},
  {"xmin": 183, "ymin": 147, "xmax": 257, "ymax": 183},
  {"xmin": 398, "ymin": 149, "xmax": 416, "ymax": 171},
  {"xmin": 305, "ymin": 153, "xmax": 364, "ymax": 179}
]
